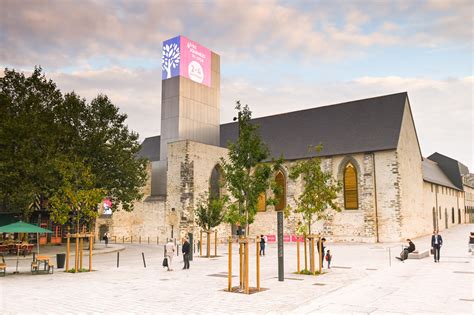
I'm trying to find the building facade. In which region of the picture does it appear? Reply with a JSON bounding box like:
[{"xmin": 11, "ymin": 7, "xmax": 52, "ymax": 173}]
[{"xmin": 95, "ymin": 36, "xmax": 471, "ymax": 244}]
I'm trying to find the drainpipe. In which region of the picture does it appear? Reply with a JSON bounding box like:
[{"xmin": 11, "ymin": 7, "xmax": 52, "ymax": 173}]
[
  {"xmin": 372, "ymin": 153, "xmax": 380, "ymax": 243},
  {"xmin": 435, "ymin": 185, "xmax": 438, "ymax": 230}
]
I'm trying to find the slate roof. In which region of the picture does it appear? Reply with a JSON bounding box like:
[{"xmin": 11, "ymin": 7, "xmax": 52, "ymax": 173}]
[
  {"xmin": 220, "ymin": 92, "xmax": 409, "ymax": 160},
  {"xmin": 427, "ymin": 152, "xmax": 468, "ymax": 190},
  {"xmin": 422, "ymin": 158, "xmax": 459, "ymax": 190},
  {"xmin": 139, "ymin": 92, "xmax": 409, "ymax": 162},
  {"xmin": 137, "ymin": 135, "xmax": 160, "ymax": 161}
]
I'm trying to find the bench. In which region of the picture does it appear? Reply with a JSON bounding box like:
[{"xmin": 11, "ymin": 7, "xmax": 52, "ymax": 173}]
[
  {"xmin": 408, "ymin": 249, "xmax": 429, "ymax": 259},
  {"xmin": 0, "ymin": 256, "xmax": 6, "ymax": 276}
]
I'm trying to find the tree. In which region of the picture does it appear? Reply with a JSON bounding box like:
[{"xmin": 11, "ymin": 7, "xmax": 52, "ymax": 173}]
[
  {"xmin": 49, "ymin": 157, "xmax": 104, "ymax": 227},
  {"xmin": 194, "ymin": 192, "xmax": 227, "ymax": 257},
  {"xmin": 0, "ymin": 67, "xmax": 147, "ymax": 220},
  {"xmin": 195, "ymin": 192, "xmax": 227, "ymax": 232},
  {"xmin": 288, "ymin": 144, "xmax": 342, "ymax": 235},
  {"xmin": 0, "ymin": 67, "xmax": 63, "ymax": 218},
  {"xmin": 220, "ymin": 101, "xmax": 281, "ymax": 237}
]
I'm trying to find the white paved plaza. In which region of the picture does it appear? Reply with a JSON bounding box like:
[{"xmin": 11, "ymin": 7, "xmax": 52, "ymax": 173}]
[{"xmin": 1, "ymin": 224, "xmax": 473, "ymax": 314}]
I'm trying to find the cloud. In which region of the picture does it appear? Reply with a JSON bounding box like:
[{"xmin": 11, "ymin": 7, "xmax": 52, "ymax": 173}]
[{"xmin": 1, "ymin": 0, "xmax": 471, "ymax": 69}]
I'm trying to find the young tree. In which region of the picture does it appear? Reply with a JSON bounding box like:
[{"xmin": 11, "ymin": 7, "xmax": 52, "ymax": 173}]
[
  {"xmin": 195, "ymin": 193, "xmax": 227, "ymax": 232},
  {"xmin": 220, "ymin": 101, "xmax": 281, "ymax": 237},
  {"xmin": 288, "ymin": 145, "xmax": 342, "ymax": 235},
  {"xmin": 194, "ymin": 192, "xmax": 227, "ymax": 257}
]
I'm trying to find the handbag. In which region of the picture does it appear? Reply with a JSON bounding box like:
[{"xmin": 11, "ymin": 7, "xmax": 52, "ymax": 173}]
[
  {"xmin": 430, "ymin": 248, "xmax": 434, "ymax": 255},
  {"xmin": 162, "ymin": 257, "xmax": 168, "ymax": 267}
]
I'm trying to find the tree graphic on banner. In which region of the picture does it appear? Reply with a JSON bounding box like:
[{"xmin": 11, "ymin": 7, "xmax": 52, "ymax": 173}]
[{"xmin": 162, "ymin": 43, "xmax": 180, "ymax": 79}]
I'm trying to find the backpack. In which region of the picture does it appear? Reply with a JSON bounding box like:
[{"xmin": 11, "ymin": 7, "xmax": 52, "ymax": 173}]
[{"xmin": 162, "ymin": 257, "xmax": 168, "ymax": 267}]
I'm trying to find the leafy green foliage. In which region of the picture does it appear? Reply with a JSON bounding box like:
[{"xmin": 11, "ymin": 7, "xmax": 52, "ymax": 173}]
[
  {"xmin": 0, "ymin": 67, "xmax": 147, "ymax": 221},
  {"xmin": 220, "ymin": 101, "xmax": 281, "ymax": 236},
  {"xmin": 195, "ymin": 192, "xmax": 227, "ymax": 231},
  {"xmin": 288, "ymin": 145, "xmax": 342, "ymax": 234},
  {"xmin": 49, "ymin": 157, "xmax": 104, "ymax": 225}
]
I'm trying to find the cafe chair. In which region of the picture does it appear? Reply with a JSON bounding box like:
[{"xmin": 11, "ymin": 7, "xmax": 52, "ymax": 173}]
[{"xmin": 0, "ymin": 255, "xmax": 6, "ymax": 276}]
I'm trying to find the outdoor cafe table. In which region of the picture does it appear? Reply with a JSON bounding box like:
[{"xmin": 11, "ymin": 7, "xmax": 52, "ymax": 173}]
[{"xmin": 36, "ymin": 255, "xmax": 50, "ymax": 271}]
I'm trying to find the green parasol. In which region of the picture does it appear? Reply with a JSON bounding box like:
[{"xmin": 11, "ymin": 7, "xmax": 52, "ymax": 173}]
[
  {"xmin": 0, "ymin": 221, "xmax": 53, "ymax": 272},
  {"xmin": 0, "ymin": 221, "xmax": 53, "ymax": 234}
]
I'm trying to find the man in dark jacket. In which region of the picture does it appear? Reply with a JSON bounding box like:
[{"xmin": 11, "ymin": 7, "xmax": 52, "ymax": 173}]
[
  {"xmin": 397, "ymin": 239, "xmax": 415, "ymax": 261},
  {"xmin": 182, "ymin": 237, "xmax": 191, "ymax": 269},
  {"xmin": 431, "ymin": 230, "xmax": 443, "ymax": 262}
]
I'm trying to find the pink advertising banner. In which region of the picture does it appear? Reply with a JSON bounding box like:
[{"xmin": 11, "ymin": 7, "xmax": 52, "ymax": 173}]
[{"xmin": 179, "ymin": 36, "xmax": 211, "ymax": 87}]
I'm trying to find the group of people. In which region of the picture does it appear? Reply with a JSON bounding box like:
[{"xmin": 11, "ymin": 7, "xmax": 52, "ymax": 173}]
[{"xmin": 163, "ymin": 237, "xmax": 191, "ymax": 271}]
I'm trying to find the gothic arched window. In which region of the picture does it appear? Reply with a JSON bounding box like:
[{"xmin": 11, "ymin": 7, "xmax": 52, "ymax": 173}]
[
  {"xmin": 344, "ymin": 162, "xmax": 358, "ymax": 209},
  {"xmin": 209, "ymin": 165, "xmax": 223, "ymax": 198}
]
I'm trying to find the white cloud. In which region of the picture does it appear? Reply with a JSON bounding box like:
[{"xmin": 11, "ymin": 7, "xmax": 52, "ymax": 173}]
[{"xmin": 1, "ymin": 0, "xmax": 471, "ymax": 68}]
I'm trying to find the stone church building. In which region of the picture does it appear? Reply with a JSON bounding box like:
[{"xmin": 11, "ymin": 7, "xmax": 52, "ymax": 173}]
[{"xmin": 96, "ymin": 37, "xmax": 469, "ymax": 243}]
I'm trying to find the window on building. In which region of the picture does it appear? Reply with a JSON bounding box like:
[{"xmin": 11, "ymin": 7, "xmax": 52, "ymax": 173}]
[
  {"xmin": 344, "ymin": 162, "xmax": 358, "ymax": 209},
  {"xmin": 257, "ymin": 192, "xmax": 266, "ymax": 212},
  {"xmin": 439, "ymin": 206, "xmax": 442, "ymax": 219},
  {"xmin": 209, "ymin": 165, "xmax": 224, "ymax": 198},
  {"xmin": 452, "ymin": 207, "xmax": 455, "ymax": 224},
  {"xmin": 274, "ymin": 171, "xmax": 286, "ymax": 211},
  {"xmin": 431, "ymin": 184, "xmax": 433, "ymax": 192}
]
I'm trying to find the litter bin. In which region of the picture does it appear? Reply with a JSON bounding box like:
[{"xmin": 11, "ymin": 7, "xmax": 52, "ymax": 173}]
[{"xmin": 56, "ymin": 253, "xmax": 66, "ymax": 269}]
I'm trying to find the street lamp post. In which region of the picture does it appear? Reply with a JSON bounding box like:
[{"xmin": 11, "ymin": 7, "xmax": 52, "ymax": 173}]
[{"xmin": 233, "ymin": 112, "xmax": 243, "ymax": 237}]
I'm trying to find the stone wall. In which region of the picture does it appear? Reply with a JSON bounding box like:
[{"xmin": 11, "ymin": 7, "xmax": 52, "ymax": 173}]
[
  {"xmin": 423, "ymin": 182, "xmax": 465, "ymax": 232},
  {"xmin": 396, "ymin": 100, "xmax": 426, "ymax": 239},
  {"xmin": 95, "ymin": 163, "xmax": 168, "ymax": 243},
  {"xmin": 249, "ymin": 151, "xmax": 401, "ymax": 243},
  {"xmin": 167, "ymin": 140, "xmax": 230, "ymax": 241}
]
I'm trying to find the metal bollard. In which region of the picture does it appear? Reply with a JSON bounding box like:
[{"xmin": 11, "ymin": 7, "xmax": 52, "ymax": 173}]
[
  {"xmin": 177, "ymin": 244, "xmax": 179, "ymax": 256},
  {"xmin": 117, "ymin": 252, "xmax": 120, "ymax": 268},
  {"xmin": 142, "ymin": 252, "xmax": 146, "ymax": 268}
]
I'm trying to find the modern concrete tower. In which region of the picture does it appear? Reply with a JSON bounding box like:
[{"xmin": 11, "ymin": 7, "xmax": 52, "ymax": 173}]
[{"xmin": 152, "ymin": 36, "xmax": 220, "ymax": 195}]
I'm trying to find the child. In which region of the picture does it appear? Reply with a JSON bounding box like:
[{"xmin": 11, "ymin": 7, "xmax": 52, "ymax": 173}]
[{"xmin": 325, "ymin": 250, "xmax": 332, "ymax": 269}]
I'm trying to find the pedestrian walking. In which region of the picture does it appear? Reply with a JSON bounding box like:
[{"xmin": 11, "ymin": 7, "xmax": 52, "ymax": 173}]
[
  {"xmin": 431, "ymin": 230, "xmax": 443, "ymax": 263},
  {"xmin": 103, "ymin": 232, "xmax": 110, "ymax": 247},
  {"xmin": 165, "ymin": 239, "xmax": 176, "ymax": 271},
  {"xmin": 182, "ymin": 237, "xmax": 191, "ymax": 269},
  {"xmin": 325, "ymin": 250, "xmax": 332, "ymax": 269},
  {"xmin": 259, "ymin": 235, "xmax": 266, "ymax": 256}
]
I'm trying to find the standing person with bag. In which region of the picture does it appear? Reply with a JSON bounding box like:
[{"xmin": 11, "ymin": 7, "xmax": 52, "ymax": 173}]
[
  {"xmin": 431, "ymin": 230, "xmax": 443, "ymax": 263},
  {"xmin": 165, "ymin": 239, "xmax": 176, "ymax": 271},
  {"xmin": 182, "ymin": 237, "xmax": 191, "ymax": 269}
]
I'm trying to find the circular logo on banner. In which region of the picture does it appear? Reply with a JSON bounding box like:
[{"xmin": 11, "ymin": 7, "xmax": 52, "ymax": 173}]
[{"xmin": 188, "ymin": 60, "xmax": 204, "ymax": 83}]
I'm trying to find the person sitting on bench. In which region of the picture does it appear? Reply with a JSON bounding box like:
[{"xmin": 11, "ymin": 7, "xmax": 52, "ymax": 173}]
[{"xmin": 397, "ymin": 239, "xmax": 415, "ymax": 261}]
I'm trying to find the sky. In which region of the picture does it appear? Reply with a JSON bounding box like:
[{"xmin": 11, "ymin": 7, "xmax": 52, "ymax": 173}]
[{"xmin": 1, "ymin": 0, "xmax": 473, "ymax": 168}]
